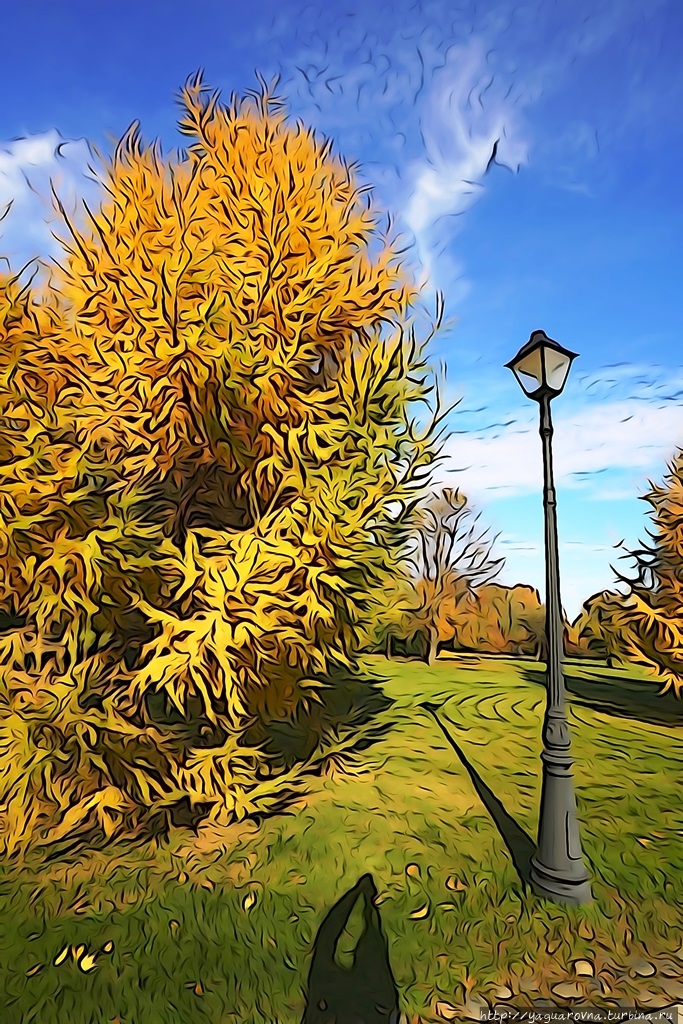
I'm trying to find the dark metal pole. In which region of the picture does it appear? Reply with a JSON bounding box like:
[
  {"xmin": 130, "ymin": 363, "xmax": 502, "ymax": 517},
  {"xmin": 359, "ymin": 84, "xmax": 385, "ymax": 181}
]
[{"xmin": 529, "ymin": 392, "xmax": 592, "ymax": 905}]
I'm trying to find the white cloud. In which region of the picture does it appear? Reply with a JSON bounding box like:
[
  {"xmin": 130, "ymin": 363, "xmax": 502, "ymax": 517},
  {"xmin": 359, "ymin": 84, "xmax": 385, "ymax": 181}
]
[
  {"xmin": 578, "ymin": 363, "xmax": 683, "ymax": 403},
  {"xmin": 436, "ymin": 397, "xmax": 683, "ymax": 501},
  {"xmin": 0, "ymin": 130, "xmax": 98, "ymax": 268},
  {"xmin": 263, "ymin": 5, "xmax": 535, "ymax": 291},
  {"xmin": 404, "ymin": 38, "xmax": 529, "ymax": 287},
  {"xmin": 0, "ymin": 136, "xmax": 57, "ymax": 184}
]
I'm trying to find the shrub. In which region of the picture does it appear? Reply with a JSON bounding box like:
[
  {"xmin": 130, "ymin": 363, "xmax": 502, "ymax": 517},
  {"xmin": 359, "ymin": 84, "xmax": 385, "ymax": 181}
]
[{"xmin": 0, "ymin": 76, "xmax": 437, "ymax": 854}]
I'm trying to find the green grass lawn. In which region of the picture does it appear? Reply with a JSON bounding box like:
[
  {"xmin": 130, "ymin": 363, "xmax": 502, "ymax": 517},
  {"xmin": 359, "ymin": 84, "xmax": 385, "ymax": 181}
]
[{"xmin": 2, "ymin": 655, "xmax": 683, "ymax": 1023}]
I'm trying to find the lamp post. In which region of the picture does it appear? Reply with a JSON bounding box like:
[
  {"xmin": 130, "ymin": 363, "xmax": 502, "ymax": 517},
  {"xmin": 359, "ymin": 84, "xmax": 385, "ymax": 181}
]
[{"xmin": 505, "ymin": 330, "xmax": 592, "ymax": 906}]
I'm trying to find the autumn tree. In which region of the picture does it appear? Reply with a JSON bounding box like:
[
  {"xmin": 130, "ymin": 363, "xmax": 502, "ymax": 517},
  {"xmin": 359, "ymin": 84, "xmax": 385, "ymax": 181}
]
[
  {"xmin": 451, "ymin": 583, "xmax": 545, "ymax": 657},
  {"xmin": 611, "ymin": 450, "xmax": 683, "ymax": 694},
  {"xmin": 567, "ymin": 590, "xmax": 630, "ymax": 663},
  {"xmin": 406, "ymin": 488, "xmax": 503, "ymax": 664},
  {"xmin": 0, "ymin": 75, "xmax": 440, "ymax": 855}
]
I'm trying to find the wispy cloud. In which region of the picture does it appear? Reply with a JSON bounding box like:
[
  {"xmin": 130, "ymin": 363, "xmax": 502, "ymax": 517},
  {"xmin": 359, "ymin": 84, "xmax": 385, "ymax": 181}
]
[
  {"xmin": 437, "ymin": 391, "xmax": 683, "ymax": 501},
  {"xmin": 404, "ymin": 38, "xmax": 529, "ymax": 286},
  {"xmin": 577, "ymin": 363, "xmax": 683, "ymax": 403},
  {"xmin": 265, "ymin": 0, "xmax": 664, "ymax": 295},
  {"xmin": 0, "ymin": 130, "xmax": 98, "ymax": 269},
  {"xmin": 263, "ymin": 2, "xmax": 534, "ymax": 290}
]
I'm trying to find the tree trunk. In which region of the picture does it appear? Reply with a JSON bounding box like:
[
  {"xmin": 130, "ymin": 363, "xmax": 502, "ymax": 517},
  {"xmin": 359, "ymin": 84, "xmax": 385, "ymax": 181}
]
[
  {"xmin": 427, "ymin": 631, "xmax": 439, "ymax": 666},
  {"xmin": 386, "ymin": 634, "xmax": 393, "ymax": 659}
]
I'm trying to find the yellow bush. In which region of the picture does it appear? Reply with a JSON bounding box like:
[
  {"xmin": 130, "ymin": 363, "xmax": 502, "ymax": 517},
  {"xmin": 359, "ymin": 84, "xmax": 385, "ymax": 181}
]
[
  {"xmin": 615, "ymin": 450, "xmax": 683, "ymax": 694},
  {"xmin": 0, "ymin": 76, "xmax": 437, "ymax": 854}
]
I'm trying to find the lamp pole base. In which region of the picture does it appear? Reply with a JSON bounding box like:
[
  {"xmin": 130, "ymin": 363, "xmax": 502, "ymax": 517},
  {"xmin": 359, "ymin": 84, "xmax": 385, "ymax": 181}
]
[
  {"xmin": 531, "ymin": 743, "xmax": 592, "ymax": 907},
  {"xmin": 530, "ymin": 855, "xmax": 592, "ymax": 906}
]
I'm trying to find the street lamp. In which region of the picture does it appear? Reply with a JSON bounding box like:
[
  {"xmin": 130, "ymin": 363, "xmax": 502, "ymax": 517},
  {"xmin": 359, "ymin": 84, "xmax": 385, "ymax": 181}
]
[{"xmin": 505, "ymin": 329, "xmax": 592, "ymax": 906}]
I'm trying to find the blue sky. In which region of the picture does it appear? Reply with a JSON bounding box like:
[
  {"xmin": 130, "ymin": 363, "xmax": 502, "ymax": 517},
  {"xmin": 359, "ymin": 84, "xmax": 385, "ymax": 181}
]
[{"xmin": 1, "ymin": 0, "xmax": 682, "ymax": 619}]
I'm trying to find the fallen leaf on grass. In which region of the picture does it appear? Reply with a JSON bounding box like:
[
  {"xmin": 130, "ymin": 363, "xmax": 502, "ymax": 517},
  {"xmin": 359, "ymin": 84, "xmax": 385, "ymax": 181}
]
[
  {"xmin": 435, "ymin": 1001, "xmax": 459, "ymax": 1020},
  {"xmin": 194, "ymin": 982, "xmax": 204, "ymax": 996},
  {"xmin": 445, "ymin": 876, "xmax": 467, "ymax": 892},
  {"xmin": 552, "ymin": 982, "xmax": 584, "ymax": 999},
  {"xmin": 630, "ymin": 958, "xmax": 656, "ymax": 977},
  {"xmin": 25, "ymin": 964, "xmax": 42, "ymax": 977},
  {"xmin": 79, "ymin": 953, "xmax": 98, "ymax": 973},
  {"xmin": 102, "ymin": 941, "xmax": 114, "ymax": 954},
  {"xmin": 54, "ymin": 947, "xmax": 69, "ymax": 967},
  {"xmin": 464, "ymin": 996, "xmax": 490, "ymax": 1020},
  {"xmin": 409, "ymin": 903, "xmax": 430, "ymax": 919},
  {"xmin": 406, "ymin": 864, "xmax": 421, "ymax": 878},
  {"xmin": 242, "ymin": 891, "xmax": 257, "ymax": 912}
]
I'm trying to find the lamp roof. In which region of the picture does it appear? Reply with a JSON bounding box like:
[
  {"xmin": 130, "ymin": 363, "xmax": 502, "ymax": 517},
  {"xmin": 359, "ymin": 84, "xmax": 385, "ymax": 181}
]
[{"xmin": 504, "ymin": 329, "xmax": 578, "ymax": 370}]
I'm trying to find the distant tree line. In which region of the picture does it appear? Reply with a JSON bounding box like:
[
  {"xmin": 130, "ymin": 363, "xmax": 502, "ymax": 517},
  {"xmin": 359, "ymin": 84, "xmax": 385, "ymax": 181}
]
[
  {"xmin": 367, "ymin": 450, "xmax": 683, "ymax": 698},
  {"xmin": 362, "ymin": 486, "xmax": 545, "ymax": 661}
]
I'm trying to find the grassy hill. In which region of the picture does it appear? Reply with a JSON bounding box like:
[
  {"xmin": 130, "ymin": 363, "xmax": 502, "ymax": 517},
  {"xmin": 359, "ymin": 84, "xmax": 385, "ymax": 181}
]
[{"xmin": 1, "ymin": 655, "xmax": 682, "ymax": 1023}]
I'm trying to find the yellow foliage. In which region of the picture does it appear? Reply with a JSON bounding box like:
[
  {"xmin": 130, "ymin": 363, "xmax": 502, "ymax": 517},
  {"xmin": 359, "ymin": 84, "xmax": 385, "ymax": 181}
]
[
  {"xmin": 0, "ymin": 75, "xmax": 438, "ymax": 853},
  {"xmin": 570, "ymin": 452, "xmax": 683, "ymax": 693},
  {"xmin": 619, "ymin": 450, "xmax": 683, "ymax": 694},
  {"xmin": 450, "ymin": 583, "xmax": 545, "ymax": 656},
  {"xmin": 569, "ymin": 589, "xmax": 630, "ymax": 661}
]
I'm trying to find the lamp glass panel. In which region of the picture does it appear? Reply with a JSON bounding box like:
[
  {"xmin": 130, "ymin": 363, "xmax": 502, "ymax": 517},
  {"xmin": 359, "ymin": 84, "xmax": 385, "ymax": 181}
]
[
  {"xmin": 512, "ymin": 346, "xmax": 543, "ymax": 395},
  {"xmin": 543, "ymin": 347, "xmax": 572, "ymax": 393}
]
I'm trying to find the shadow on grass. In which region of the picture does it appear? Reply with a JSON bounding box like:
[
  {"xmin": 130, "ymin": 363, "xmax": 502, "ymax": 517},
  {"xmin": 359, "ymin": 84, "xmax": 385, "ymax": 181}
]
[
  {"xmin": 420, "ymin": 702, "xmax": 535, "ymax": 890},
  {"xmin": 302, "ymin": 873, "xmax": 400, "ymax": 1024},
  {"xmin": 246, "ymin": 672, "xmax": 397, "ymax": 771},
  {"xmin": 22, "ymin": 673, "xmax": 397, "ymax": 867},
  {"xmin": 520, "ymin": 664, "xmax": 683, "ymax": 728},
  {"xmin": 169, "ymin": 673, "xmax": 396, "ymax": 849}
]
